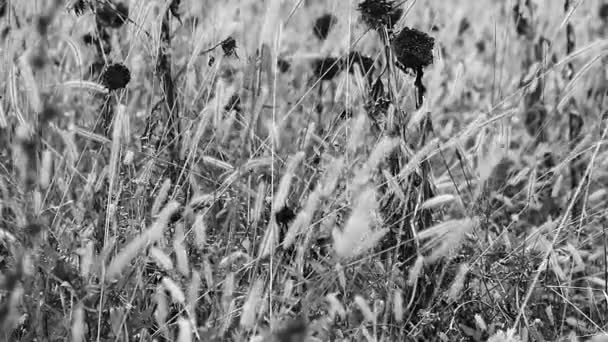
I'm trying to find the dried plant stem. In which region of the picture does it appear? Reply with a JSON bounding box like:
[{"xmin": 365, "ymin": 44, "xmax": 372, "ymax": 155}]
[
  {"xmin": 157, "ymin": 7, "xmax": 181, "ymax": 174},
  {"xmin": 564, "ymin": 0, "xmax": 582, "ymax": 222}
]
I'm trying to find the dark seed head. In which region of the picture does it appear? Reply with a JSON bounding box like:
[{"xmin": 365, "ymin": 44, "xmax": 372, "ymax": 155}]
[
  {"xmin": 273, "ymin": 316, "xmax": 308, "ymax": 342},
  {"xmin": 524, "ymin": 104, "xmax": 547, "ymax": 137},
  {"xmin": 458, "ymin": 17, "xmax": 470, "ymax": 36},
  {"xmin": 37, "ymin": 15, "xmax": 51, "ymax": 36},
  {"xmin": 82, "ymin": 33, "xmax": 95, "ymax": 45},
  {"xmin": 224, "ymin": 93, "xmax": 242, "ymax": 114},
  {"xmin": 313, "ymin": 57, "xmax": 342, "ymax": 81},
  {"xmin": 277, "ymin": 58, "xmax": 291, "ymax": 73},
  {"xmin": 101, "ymin": 63, "xmax": 131, "ymax": 90},
  {"xmin": 221, "ymin": 36, "xmax": 237, "ymax": 57},
  {"xmin": 313, "ymin": 13, "xmax": 338, "ymax": 40},
  {"xmin": 169, "ymin": 0, "xmax": 181, "ymax": 21},
  {"xmin": 208, "ymin": 56, "xmax": 215, "ymax": 66},
  {"xmin": 29, "ymin": 47, "xmax": 47, "ymax": 69},
  {"xmin": 72, "ymin": 0, "xmax": 88, "ymax": 16},
  {"xmin": 344, "ymin": 51, "xmax": 375, "ymax": 76},
  {"xmin": 392, "ymin": 27, "xmax": 434, "ymax": 72},
  {"xmin": 476, "ymin": 40, "xmax": 486, "ymax": 53},
  {"xmin": 0, "ymin": 0, "xmax": 6, "ymax": 18},
  {"xmin": 96, "ymin": 2, "xmax": 128, "ymax": 29},
  {"xmin": 357, "ymin": 0, "xmax": 402, "ymax": 32},
  {"xmin": 39, "ymin": 103, "xmax": 61, "ymax": 124},
  {"xmin": 600, "ymin": 3, "xmax": 608, "ymax": 20},
  {"xmin": 23, "ymin": 222, "xmax": 45, "ymax": 238},
  {"xmin": 275, "ymin": 206, "xmax": 296, "ymax": 228}
]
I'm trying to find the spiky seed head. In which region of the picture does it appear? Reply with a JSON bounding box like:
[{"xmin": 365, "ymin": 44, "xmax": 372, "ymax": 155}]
[
  {"xmin": 101, "ymin": 63, "xmax": 131, "ymax": 90},
  {"xmin": 392, "ymin": 27, "xmax": 434, "ymax": 72},
  {"xmin": 312, "ymin": 57, "xmax": 342, "ymax": 80},
  {"xmin": 221, "ymin": 36, "xmax": 237, "ymax": 57},
  {"xmin": 313, "ymin": 13, "xmax": 338, "ymax": 40},
  {"xmin": 96, "ymin": 2, "xmax": 128, "ymax": 29},
  {"xmin": 357, "ymin": 0, "xmax": 402, "ymax": 32}
]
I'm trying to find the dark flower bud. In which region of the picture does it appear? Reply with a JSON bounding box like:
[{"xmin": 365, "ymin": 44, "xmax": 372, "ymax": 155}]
[
  {"xmin": 313, "ymin": 13, "xmax": 337, "ymax": 40},
  {"xmin": 312, "ymin": 57, "xmax": 342, "ymax": 80},
  {"xmin": 392, "ymin": 27, "xmax": 434, "ymax": 72},
  {"xmin": 357, "ymin": 0, "xmax": 402, "ymax": 32},
  {"xmin": 277, "ymin": 58, "xmax": 291, "ymax": 73},
  {"xmin": 221, "ymin": 36, "xmax": 237, "ymax": 57},
  {"xmin": 96, "ymin": 2, "xmax": 128, "ymax": 29},
  {"xmin": 101, "ymin": 63, "xmax": 131, "ymax": 90}
]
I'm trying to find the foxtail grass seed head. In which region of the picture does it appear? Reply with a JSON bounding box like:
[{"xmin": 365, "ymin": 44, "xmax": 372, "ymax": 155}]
[
  {"xmin": 240, "ymin": 277, "xmax": 264, "ymax": 329},
  {"xmin": 162, "ymin": 277, "xmax": 186, "ymax": 304},
  {"xmin": 447, "ymin": 263, "xmax": 470, "ymax": 302},
  {"xmin": 313, "ymin": 13, "xmax": 338, "ymax": 40},
  {"xmin": 96, "ymin": 2, "xmax": 128, "ymax": 29},
  {"xmin": 392, "ymin": 27, "xmax": 434, "ymax": 72},
  {"xmin": 357, "ymin": 0, "xmax": 403, "ymax": 32},
  {"xmin": 101, "ymin": 63, "xmax": 131, "ymax": 91}
]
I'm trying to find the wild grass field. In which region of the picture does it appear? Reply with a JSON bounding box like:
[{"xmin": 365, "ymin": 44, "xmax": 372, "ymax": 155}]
[{"xmin": 1, "ymin": 0, "xmax": 608, "ymax": 341}]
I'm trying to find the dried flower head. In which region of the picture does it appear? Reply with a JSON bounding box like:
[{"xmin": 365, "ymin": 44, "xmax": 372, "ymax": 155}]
[
  {"xmin": 600, "ymin": 3, "xmax": 608, "ymax": 21},
  {"xmin": 96, "ymin": 2, "xmax": 128, "ymax": 29},
  {"xmin": 357, "ymin": 0, "xmax": 403, "ymax": 32},
  {"xmin": 313, "ymin": 57, "xmax": 342, "ymax": 80},
  {"xmin": 36, "ymin": 15, "xmax": 51, "ymax": 36},
  {"xmin": 344, "ymin": 51, "xmax": 375, "ymax": 76},
  {"xmin": 82, "ymin": 33, "xmax": 95, "ymax": 45},
  {"xmin": 458, "ymin": 17, "xmax": 470, "ymax": 36},
  {"xmin": 169, "ymin": 0, "xmax": 181, "ymax": 21},
  {"xmin": 392, "ymin": 27, "xmax": 434, "ymax": 72},
  {"xmin": 277, "ymin": 58, "xmax": 291, "ymax": 73},
  {"xmin": 275, "ymin": 205, "xmax": 296, "ymax": 229},
  {"xmin": 39, "ymin": 103, "xmax": 61, "ymax": 124},
  {"xmin": 224, "ymin": 93, "xmax": 242, "ymax": 114},
  {"xmin": 524, "ymin": 103, "xmax": 547, "ymax": 138},
  {"xmin": 221, "ymin": 36, "xmax": 237, "ymax": 57},
  {"xmin": 72, "ymin": 0, "xmax": 88, "ymax": 16},
  {"xmin": 273, "ymin": 316, "xmax": 308, "ymax": 342},
  {"xmin": 101, "ymin": 63, "xmax": 131, "ymax": 90},
  {"xmin": 313, "ymin": 13, "xmax": 338, "ymax": 40}
]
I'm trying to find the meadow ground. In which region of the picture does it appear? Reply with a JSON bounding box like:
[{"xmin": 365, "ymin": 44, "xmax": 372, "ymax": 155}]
[{"xmin": 1, "ymin": 0, "xmax": 608, "ymax": 341}]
